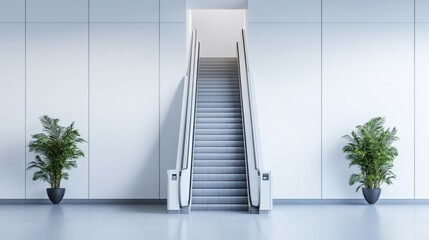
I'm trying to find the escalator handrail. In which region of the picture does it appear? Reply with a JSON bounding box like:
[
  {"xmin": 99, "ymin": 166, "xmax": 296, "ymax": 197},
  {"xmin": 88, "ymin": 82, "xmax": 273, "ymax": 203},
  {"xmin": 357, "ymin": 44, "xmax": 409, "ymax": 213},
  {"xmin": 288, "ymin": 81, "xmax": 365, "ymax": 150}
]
[
  {"xmin": 237, "ymin": 29, "xmax": 262, "ymax": 208},
  {"xmin": 240, "ymin": 29, "xmax": 261, "ymax": 171},
  {"xmin": 180, "ymin": 30, "xmax": 198, "ymax": 171}
]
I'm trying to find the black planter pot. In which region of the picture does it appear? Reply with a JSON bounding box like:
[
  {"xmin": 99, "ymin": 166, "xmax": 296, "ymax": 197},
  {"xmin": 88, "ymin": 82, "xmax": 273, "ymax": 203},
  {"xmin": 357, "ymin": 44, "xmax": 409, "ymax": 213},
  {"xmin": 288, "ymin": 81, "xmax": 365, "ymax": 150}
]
[
  {"xmin": 362, "ymin": 188, "xmax": 381, "ymax": 204},
  {"xmin": 46, "ymin": 188, "xmax": 66, "ymax": 204}
]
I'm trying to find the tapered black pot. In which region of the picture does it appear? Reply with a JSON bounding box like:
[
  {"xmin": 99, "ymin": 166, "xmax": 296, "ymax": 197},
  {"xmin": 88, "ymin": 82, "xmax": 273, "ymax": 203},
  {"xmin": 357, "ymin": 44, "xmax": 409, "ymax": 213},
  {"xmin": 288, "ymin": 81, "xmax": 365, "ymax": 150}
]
[
  {"xmin": 47, "ymin": 188, "xmax": 65, "ymax": 204},
  {"xmin": 362, "ymin": 188, "xmax": 381, "ymax": 204}
]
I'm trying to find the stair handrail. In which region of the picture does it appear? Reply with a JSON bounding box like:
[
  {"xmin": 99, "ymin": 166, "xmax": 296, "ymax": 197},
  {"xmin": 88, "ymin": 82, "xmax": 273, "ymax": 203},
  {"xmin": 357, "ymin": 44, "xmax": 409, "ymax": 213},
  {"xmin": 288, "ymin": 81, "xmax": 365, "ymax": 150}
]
[
  {"xmin": 176, "ymin": 30, "xmax": 199, "ymax": 208},
  {"xmin": 237, "ymin": 29, "xmax": 262, "ymax": 208}
]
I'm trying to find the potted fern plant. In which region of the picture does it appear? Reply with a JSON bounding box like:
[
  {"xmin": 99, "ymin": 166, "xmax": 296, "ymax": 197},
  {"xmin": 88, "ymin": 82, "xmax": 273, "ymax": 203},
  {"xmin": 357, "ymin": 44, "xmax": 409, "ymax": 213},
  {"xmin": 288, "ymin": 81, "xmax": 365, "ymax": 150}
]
[
  {"xmin": 342, "ymin": 117, "xmax": 398, "ymax": 204},
  {"xmin": 27, "ymin": 115, "xmax": 86, "ymax": 204}
]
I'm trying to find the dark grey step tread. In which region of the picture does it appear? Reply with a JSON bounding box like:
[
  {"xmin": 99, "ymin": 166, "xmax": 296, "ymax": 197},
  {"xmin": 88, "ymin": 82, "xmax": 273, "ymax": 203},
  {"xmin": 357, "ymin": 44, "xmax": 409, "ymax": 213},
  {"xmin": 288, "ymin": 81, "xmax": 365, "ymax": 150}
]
[
  {"xmin": 196, "ymin": 113, "xmax": 242, "ymax": 118},
  {"xmin": 198, "ymin": 88, "xmax": 239, "ymax": 90},
  {"xmin": 198, "ymin": 69, "xmax": 238, "ymax": 72},
  {"xmin": 200, "ymin": 60, "xmax": 237, "ymax": 62},
  {"xmin": 192, "ymin": 181, "xmax": 247, "ymax": 189},
  {"xmin": 195, "ymin": 124, "xmax": 243, "ymax": 130},
  {"xmin": 197, "ymin": 87, "xmax": 239, "ymax": 89},
  {"xmin": 192, "ymin": 196, "xmax": 248, "ymax": 204},
  {"xmin": 198, "ymin": 91, "xmax": 240, "ymax": 94},
  {"xmin": 198, "ymin": 85, "xmax": 238, "ymax": 87},
  {"xmin": 197, "ymin": 94, "xmax": 240, "ymax": 97},
  {"xmin": 199, "ymin": 70, "xmax": 238, "ymax": 72},
  {"xmin": 197, "ymin": 101, "xmax": 240, "ymax": 104},
  {"xmin": 193, "ymin": 160, "xmax": 245, "ymax": 167},
  {"xmin": 196, "ymin": 108, "xmax": 241, "ymax": 112},
  {"xmin": 196, "ymin": 101, "xmax": 241, "ymax": 105},
  {"xmin": 198, "ymin": 70, "xmax": 238, "ymax": 73},
  {"xmin": 193, "ymin": 166, "xmax": 246, "ymax": 174},
  {"xmin": 196, "ymin": 118, "xmax": 242, "ymax": 124},
  {"xmin": 193, "ymin": 173, "xmax": 246, "ymax": 181},
  {"xmin": 198, "ymin": 83, "xmax": 239, "ymax": 85},
  {"xmin": 198, "ymin": 92, "xmax": 240, "ymax": 95},
  {"xmin": 195, "ymin": 135, "xmax": 243, "ymax": 141},
  {"xmin": 198, "ymin": 80, "xmax": 239, "ymax": 82},
  {"xmin": 196, "ymin": 108, "xmax": 242, "ymax": 112},
  {"xmin": 198, "ymin": 75, "xmax": 238, "ymax": 77},
  {"xmin": 194, "ymin": 147, "xmax": 244, "ymax": 154},
  {"xmin": 197, "ymin": 102, "xmax": 241, "ymax": 107},
  {"xmin": 196, "ymin": 109, "xmax": 241, "ymax": 114},
  {"xmin": 198, "ymin": 80, "xmax": 238, "ymax": 82},
  {"xmin": 198, "ymin": 82, "xmax": 239, "ymax": 85},
  {"xmin": 199, "ymin": 63, "xmax": 237, "ymax": 65},
  {"xmin": 197, "ymin": 95, "xmax": 241, "ymax": 99},
  {"xmin": 199, "ymin": 73, "xmax": 237, "ymax": 75},
  {"xmin": 198, "ymin": 79, "xmax": 239, "ymax": 81},
  {"xmin": 200, "ymin": 59, "xmax": 237, "ymax": 61},
  {"xmin": 191, "ymin": 204, "xmax": 248, "ymax": 211},
  {"xmin": 199, "ymin": 65, "xmax": 237, "ymax": 67},
  {"xmin": 199, "ymin": 64, "xmax": 237, "ymax": 65},
  {"xmin": 199, "ymin": 74, "xmax": 238, "ymax": 76},
  {"xmin": 198, "ymin": 87, "xmax": 239, "ymax": 90},
  {"xmin": 198, "ymin": 83, "xmax": 239, "ymax": 86},
  {"xmin": 194, "ymin": 140, "xmax": 244, "ymax": 147},
  {"xmin": 197, "ymin": 90, "xmax": 240, "ymax": 92},
  {"xmin": 195, "ymin": 129, "xmax": 243, "ymax": 135},
  {"xmin": 198, "ymin": 84, "xmax": 239, "ymax": 87},
  {"xmin": 194, "ymin": 153, "xmax": 245, "ymax": 160},
  {"xmin": 198, "ymin": 77, "xmax": 238, "ymax": 79},
  {"xmin": 192, "ymin": 188, "xmax": 248, "ymax": 196},
  {"xmin": 196, "ymin": 106, "xmax": 241, "ymax": 109},
  {"xmin": 198, "ymin": 86, "xmax": 239, "ymax": 89}
]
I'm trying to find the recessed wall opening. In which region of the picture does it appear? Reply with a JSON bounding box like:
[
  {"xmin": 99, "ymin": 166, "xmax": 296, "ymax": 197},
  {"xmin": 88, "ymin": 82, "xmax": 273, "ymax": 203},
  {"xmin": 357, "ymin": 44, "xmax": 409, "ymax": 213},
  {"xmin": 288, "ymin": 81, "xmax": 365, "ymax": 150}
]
[
  {"xmin": 186, "ymin": 0, "xmax": 248, "ymax": 57},
  {"xmin": 187, "ymin": 9, "xmax": 247, "ymax": 58}
]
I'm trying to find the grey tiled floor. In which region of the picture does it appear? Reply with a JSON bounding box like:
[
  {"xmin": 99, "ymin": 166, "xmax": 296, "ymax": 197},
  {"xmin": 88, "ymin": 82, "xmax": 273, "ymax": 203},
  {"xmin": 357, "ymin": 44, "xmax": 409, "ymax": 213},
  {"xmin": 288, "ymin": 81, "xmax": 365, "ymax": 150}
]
[{"xmin": 1, "ymin": 204, "xmax": 429, "ymax": 240}]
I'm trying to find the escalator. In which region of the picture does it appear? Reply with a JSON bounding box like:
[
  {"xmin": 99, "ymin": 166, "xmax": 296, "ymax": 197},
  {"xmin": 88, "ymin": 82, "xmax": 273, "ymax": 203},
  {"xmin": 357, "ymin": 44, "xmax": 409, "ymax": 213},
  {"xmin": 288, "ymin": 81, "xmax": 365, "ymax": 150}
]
[
  {"xmin": 167, "ymin": 30, "xmax": 272, "ymax": 213},
  {"xmin": 191, "ymin": 58, "xmax": 248, "ymax": 211}
]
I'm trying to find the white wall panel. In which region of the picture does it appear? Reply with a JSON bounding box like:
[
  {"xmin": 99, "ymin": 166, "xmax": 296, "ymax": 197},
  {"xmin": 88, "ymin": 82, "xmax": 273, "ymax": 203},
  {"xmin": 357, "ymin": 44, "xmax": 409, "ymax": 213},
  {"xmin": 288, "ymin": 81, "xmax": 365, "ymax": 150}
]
[
  {"xmin": 0, "ymin": 0, "xmax": 25, "ymax": 22},
  {"xmin": 416, "ymin": 0, "xmax": 429, "ymax": 22},
  {"xmin": 90, "ymin": 23, "xmax": 159, "ymax": 199},
  {"xmin": 323, "ymin": 0, "xmax": 413, "ymax": 23},
  {"xmin": 90, "ymin": 0, "xmax": 159, "ymax": 22},
  {"xmin": 416, "ymin": 23, "xmax": 429, "ymax": 199},
  {"xmin": 159, "ymin": 23, "xmax": 186, "ymax": 198},
  {"xmin": 248, "ymin": 23, "xmax": 322, "ymax": 199},
  {"xmin": 322, "ymin": 23, "xmax": 414, "ymax": 199},
  {"xmin": 161, "ymin": 0, "xmax": 185, "ymax": 22},
  {"xmin": 27, "ymin": 0, "xmax": 88, "ymax": 22},
  {"xmin": 26, "ymin": 23, "xmax": 89, "ymax": 199},
  {"xmin": 248, "ymin": 0, "xmax": 320, "ymax": 23},
  {"xmin": 0, "ymin": 24, "xmax": 25, "ymax": 198}
]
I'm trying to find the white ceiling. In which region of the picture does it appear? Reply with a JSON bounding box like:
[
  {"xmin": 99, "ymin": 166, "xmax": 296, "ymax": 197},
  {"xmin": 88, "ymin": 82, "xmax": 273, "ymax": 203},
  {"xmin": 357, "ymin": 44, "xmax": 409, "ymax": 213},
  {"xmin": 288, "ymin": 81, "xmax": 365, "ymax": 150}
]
[{"xmin": 187, "ymin": 0, "xmax": 247, "ymax": 9}]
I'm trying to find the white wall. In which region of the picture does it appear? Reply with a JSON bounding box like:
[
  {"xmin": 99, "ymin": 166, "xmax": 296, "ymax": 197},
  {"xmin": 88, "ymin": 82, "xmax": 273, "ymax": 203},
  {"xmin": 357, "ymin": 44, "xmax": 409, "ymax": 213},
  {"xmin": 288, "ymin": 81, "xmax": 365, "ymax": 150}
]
[
  {"xmin": 0, "ymin": 23, "xmax": 25, "ymax": 198},
  {"xmin": 1, "ymin": 0, "xmax": 429, "ymax": 200},
  {"xmin": 322, "ymin": 24, "xmax": 414, "ymax": 199},
  {"xmin": 248, "ymin": 0, "xmax": 429, "ymax": 200},
  {"xmin": 26, "ymin": 23, "xmax": 89, "ymax": 199},
  {"xmin": 415, "ymin": 1, "xmax": 429, "ymax": 198},
  {"xmin": 89, "ymin": 23, "xmax": 159, "ymax": 199},
  {"xmin": 248, "ymin": 24, "xmax": 321, "ymax": 199},
  {"xmin": 191, "ymin": 10, "xmax": 246, "ymax": 57},
  {"xmin": 0, "ymin": 0, "xmax": 186, "ymax": 200}
]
